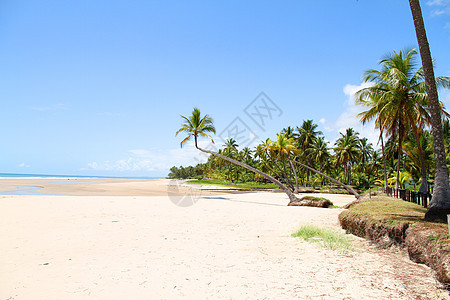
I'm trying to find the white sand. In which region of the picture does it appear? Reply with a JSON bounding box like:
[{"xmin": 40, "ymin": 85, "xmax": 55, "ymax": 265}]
[{"xmin": 0, "ymin": 188, "xmax": 448, "ymax": 299}]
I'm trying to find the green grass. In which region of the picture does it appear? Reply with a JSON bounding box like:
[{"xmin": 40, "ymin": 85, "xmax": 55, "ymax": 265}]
[
  {"xmin": 185, "ymin": 179, "xmax": 279, "ymax": 190},
  {"xmin": 291, "ymin": 224, "xmax": 354, "ymax": 252},
  {"xmin": 340, "ymin": 195, "xmax": 427, "ymax": 225}
]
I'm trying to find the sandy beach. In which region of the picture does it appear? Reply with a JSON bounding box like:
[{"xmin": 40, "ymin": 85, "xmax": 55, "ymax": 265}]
[{"xmin": 0, "ymin": 179, "xmax": 448, "ymax": 299}]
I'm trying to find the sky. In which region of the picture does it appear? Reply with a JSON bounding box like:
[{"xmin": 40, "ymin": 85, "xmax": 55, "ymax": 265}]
[{"xmin": 1, "ymin": 0, "xmax": 450, "ymax": 178}]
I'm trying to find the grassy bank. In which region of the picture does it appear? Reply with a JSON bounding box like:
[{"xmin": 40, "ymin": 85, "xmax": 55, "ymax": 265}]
[{"xmin": 339, "ymin": 195, "xmax": 450, "ymax": 285}]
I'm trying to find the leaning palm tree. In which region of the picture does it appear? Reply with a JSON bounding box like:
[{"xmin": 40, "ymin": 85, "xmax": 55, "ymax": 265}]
[
  {"xmin": 176, "ymin": 107, "xmax": 298, "ymax": 202},
  {"xmin": 409, "ymin": 0, "xmax": 450, "ymax": 221}
]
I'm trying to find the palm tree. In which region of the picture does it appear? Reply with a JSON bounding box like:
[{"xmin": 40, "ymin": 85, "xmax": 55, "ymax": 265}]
[
  {"xmin": 296, "ymin": 120, "xmax": 323, "ymax": 185},
  {"xmin": 308, "ymin": 136, "xmax": 330, "ymax": 173},
  {"xmin": 403, "ymin": 130, "xmax": 434, "ymax": 189},
  {"xmin": 268, "ymin": 134, "xmax": 300, "ymax": 193},
  {"xmin": 281, "ymin": 126, "xmax": 296, "ymax": 139},
  {"xmin": 296, "ymin": 120, "xmax": 323, "ymax": 150},
  {"xmin": 358, "ymin": 137, "xmax": 373, "ymax": 174},
  {"xmin": 334, "ymin": 129, "xmax": 360, "ymax": 185},
  {"xmin": 356, "ymin": 48, "xmax": 449, "ymax": 194},
  {"xmin": 176, "ymin": 107, "xmax": 298, "ymax": 202},
  {"xmin": 409, "ymin": 0, "xmax": 450, "ymax": 221},
  {"xmin": 222, "ymin": 138, "xmax": 239, "ymax": 182}
]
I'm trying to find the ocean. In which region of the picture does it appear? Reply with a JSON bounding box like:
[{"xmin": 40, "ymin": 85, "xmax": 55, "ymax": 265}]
[
  {"xmin": 0, "ymin": 173, "xmax": 162, "ymax": 180},
  {"xmin": 0, "ymin": 173, "xmax": 163, "ymax": 195}
]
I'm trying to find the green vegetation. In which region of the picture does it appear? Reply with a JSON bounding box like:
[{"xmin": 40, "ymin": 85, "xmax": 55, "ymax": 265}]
[
  {"xmin": 340, "ymin": 196, "xmax": 427, "ymax": 225},
  {"xmin": 173, "ymin": 52, "xmax": 449, "ymax": 196},
  {"xmin": 185, "ymin": 178, "xmax": 278, "ymax": 190},
  {"xmin": 291, "ymin": 224, "xmax": 353, "ymax": 252}
]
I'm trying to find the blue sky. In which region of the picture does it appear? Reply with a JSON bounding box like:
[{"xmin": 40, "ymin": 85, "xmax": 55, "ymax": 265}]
[{"xmin": 1, "ymin": 0, "xmax": 449, "ymax": 177}]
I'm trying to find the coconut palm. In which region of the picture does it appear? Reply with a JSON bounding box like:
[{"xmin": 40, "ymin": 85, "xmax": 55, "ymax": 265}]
[
  {"xmin": 358, "ymin": 137, "xmax": 374, "ymax": 174},
  {"xmin": 281, "ymin": 126, "xmax": 296, "ymax": 139},
  {"xmin": 222, "ymin": 138, "xmax": 239, "ymax": 182},
  {"xmin": 296, "ymin": 120, "xmax": 323, "ymax": 185},
  {"xmin": 308, "ymin": 136, "xmax": 330, "ymax": 173},
  {"xmin": 334, "ymin": 129, "xmax": 360, "ymax": 185},
  {"xmin": 176, "ymin": 107, "xmax": 298, "ymax": 202},
  {"xmin": 409, "ymin": 0, "xmax": 450, "ymax": 221},
  {"xmin": 404, "ymin": 130, "xmax": 435, "ymax": 188},
  {"xmin": 356, "ymin": 48, "xmax": 449, "ymax": 194},
  {"xmin": 268, "ymin": 134, "xmax": 300, "ymax": 193}
]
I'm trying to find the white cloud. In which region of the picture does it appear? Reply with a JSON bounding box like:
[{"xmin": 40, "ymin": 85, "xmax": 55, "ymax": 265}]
[
  {"xmin": 29, "ymin": 103, "xmax": 67, "ymax": 111},
  {"xmin": 442, "ymin": 91, "xmax": 450, "ymax": 108},
  {"xmin": 427, "ymin": 0, "xmax": 450, "ymax": 16},
  {"xmin": 18, "ymin": 163, "xmax": 30, "ymax": 168},
  {"xmin": 85, "ymin": 140, "xmax": 214, "ymax": 174},
  {"xmin": 321, "ymin": 82, "xmax": 380, "ymax": 148},
  {"xmin": 427, "ymin": 0, "xmax": 449, "ymax": 6}
]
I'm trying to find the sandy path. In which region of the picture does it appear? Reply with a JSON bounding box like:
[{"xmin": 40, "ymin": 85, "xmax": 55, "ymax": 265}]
[{"xmin": 0, "ymin": 191, "xmax": 448, "ymax": 299}]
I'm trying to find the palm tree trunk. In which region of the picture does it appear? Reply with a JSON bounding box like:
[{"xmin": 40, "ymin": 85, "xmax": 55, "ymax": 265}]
[
  {"xmin": 288, "ymin": 157, "xmax": 299, "ymax": 193},
  {"xmin": 280, "ymin": 155, "xmax": 295, "ymax": 190},
  {"xmin": 380, "ymin": 133, "xmax": 388, "ymax": 192},
  {"xmin": 195, "ymin": 144, "xmax": 299, "ymax": 203},
  {"xmin": 396, "ymin": 137, "xmax": 402, "ymax": 192},
  {"xmin": 409, "ymin": 0, "xmax": 450, "ymax": 221},
  {"xmin": 291, "ymin": 159, "xmax": 360, "ymax": 199},
  {"xmin": 411, "ymin": 124, "xmax": 428, "ymax": 193}
]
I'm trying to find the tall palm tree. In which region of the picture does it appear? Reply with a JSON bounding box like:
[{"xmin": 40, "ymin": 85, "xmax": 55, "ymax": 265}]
[
  {"xmin": 296, "ymin": 120, "xmax": 323, "ymax": 185},
  {"xmin": 176, "ymin": 107, "xmax": 298, "ymax": 202},
  {"xmin": 358, "ymin": 137, "xmax": 374, "ymax": 173},
  {"xmin": 281, "ymin": 126, "xmax": 296, "ymax": 139},
  {"xmin": 356, "ymin": 48, "xmax": 448, "ymax": 193},
  {"xmin": 308, "ymin": 136, "xmax": 330, "ymax": 173},
  {"xmin": 296, "ymin": 120, "xmax": 323, "ymax": 150},
  {"xmin": 403, "ymin": 130, "xmax": 434, "ymax": 188},
  {"xmin": 222, "ymin": 138, "xmax": 239, "ymax": 182},
  {"xmin": 268, "ymin": 134, "xmax": 300, "ymax": 193},
  {"xmin": 334, "ymin": 129, "xmax": 360, "ymax": 185},
  {"xmin": 409, "ymin": 0, "xmax": 450, "ymax": 221}
]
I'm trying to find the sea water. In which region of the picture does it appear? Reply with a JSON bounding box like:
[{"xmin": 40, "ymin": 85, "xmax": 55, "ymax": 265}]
[{"xmin": 0, "ymin": 173, "xmax": 162, "ymax": 195}]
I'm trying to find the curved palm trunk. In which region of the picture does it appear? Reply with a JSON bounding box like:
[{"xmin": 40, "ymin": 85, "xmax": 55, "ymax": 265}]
[
  {"xmin": 409, "ymin": 0, "xmax": 450, "ymax": 221},
  {"xmin": 194, "ymin": 140, "xmax": 298, "ymax": 203},
  {"xmin": 291, "ymin": 159, "xmax": 360, "ymax": 199}
]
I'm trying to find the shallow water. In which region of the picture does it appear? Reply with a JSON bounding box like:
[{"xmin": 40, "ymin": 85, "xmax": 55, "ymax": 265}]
[{"xmin": 0, "ymin": 185, "xmax": 57, "ymax": 196}]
